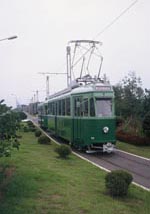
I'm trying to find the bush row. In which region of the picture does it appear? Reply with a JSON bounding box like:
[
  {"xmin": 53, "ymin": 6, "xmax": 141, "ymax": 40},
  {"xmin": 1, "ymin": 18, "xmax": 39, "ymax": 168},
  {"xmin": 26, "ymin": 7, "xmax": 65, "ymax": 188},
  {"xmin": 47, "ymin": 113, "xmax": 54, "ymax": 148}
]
[
  {"xmin": 37, "ymin": 135, "xmax": 51, "ymax": 145},
  {"xmin": 23, "ymin": 121, "xmax": 133, "ymax": 198},
  {"xmin": 116, "ymin": 130, "xmax": 150, "ymax": 146},
  {"xmin": 36, "ymin": 130, "xmax": 132, "ymax": 196}
]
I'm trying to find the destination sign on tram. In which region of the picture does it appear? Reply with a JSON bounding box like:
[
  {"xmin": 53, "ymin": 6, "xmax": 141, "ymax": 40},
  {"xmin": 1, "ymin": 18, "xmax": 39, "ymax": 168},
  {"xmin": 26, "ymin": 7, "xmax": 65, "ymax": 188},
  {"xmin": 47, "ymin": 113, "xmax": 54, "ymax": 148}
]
[{"xmin": 95, "ymin": 86, "xmax": 111, "ymax": 91}]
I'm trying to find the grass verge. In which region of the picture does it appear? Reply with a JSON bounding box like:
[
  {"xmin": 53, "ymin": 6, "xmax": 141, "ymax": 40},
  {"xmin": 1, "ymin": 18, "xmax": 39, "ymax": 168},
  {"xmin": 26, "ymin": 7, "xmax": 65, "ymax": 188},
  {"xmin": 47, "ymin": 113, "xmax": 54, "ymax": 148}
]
[
  {"xmin": 0, "ymin": 131, "xmax": 150, "ymax": 214},
  {"xmin": 116, "ymin": 141, "xmax": 150, "ymax": 159}
]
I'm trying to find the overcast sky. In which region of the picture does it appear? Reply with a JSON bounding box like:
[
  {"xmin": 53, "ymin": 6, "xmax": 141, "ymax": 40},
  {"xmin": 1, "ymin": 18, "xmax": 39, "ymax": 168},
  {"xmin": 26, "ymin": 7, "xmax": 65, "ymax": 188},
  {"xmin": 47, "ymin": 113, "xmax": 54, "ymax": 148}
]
[{"xmin": 0, "ymin": 0, "xmax": 149, "ymax": 107}]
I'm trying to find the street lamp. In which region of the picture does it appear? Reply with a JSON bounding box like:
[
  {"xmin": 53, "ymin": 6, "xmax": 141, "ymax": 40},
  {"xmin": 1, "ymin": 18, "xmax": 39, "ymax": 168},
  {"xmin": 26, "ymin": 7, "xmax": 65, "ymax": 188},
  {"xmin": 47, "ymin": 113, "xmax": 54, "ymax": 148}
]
[{"xmin": 0, "ymin": 35, "xmax": 18, "ymax": 42}]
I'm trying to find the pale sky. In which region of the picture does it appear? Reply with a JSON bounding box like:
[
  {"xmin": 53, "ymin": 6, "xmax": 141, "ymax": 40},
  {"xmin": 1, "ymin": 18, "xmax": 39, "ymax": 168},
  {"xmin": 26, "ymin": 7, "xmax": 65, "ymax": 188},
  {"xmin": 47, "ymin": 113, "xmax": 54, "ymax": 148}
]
[{"xmin": 0, "ymin": 0, "xmax": 149, "ymax": 107}]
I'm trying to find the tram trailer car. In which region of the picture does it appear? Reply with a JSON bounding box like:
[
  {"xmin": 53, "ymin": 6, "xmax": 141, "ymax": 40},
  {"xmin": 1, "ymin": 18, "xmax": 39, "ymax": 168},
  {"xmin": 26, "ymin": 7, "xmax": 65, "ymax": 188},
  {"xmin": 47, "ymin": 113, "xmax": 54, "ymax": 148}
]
[{"xmin": 38, "ymin": 81, "xmax": 116, "ymax": 153}]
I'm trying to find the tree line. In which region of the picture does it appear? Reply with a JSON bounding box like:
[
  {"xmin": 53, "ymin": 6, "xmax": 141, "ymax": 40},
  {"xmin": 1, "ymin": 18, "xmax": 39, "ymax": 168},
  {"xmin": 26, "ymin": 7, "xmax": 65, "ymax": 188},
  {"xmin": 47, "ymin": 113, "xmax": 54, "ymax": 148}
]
[
  {"xmin": 113, "ymin": 71, "xmax": 150, "ymax": 138},
  {"xmin": 0, "ymin": 100, "xmax": 27, "ymax": 157}
]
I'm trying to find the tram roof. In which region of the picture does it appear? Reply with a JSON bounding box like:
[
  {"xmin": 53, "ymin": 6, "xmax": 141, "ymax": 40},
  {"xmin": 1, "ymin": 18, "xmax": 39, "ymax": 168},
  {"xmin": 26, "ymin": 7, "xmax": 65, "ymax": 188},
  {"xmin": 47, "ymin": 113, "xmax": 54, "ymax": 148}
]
[{"xmin": 44, "ymin": 82, "xmax": 113, "ymax": 103}]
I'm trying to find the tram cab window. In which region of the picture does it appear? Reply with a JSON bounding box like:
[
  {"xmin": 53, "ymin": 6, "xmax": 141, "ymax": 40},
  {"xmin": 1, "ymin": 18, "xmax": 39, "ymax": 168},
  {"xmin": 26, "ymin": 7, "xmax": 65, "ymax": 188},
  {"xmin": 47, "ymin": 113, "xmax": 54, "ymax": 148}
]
[
  {"xmin": 95, "ymin": 98, "xmax": 112, "ymax": 117},
  {"xmin": 66, "ymin": 98, "xmax": 70, "ymax": 116},
  {"xmin": 90, "ymin": 98, "xmax": 95, "ymax": 117}
]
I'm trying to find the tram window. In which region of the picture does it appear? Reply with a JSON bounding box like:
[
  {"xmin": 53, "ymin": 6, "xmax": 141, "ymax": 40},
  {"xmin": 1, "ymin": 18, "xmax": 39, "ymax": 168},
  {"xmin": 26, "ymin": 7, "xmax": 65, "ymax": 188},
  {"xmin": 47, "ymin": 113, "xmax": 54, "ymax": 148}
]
[
  {"xmin": 45, "ymin": 105, "xmax": 48, "ymax": 115},
  {"xmin": 95, "ymin": 98, "xmax": 112, "ymax": 117},
  {"xmin": 66, "ymin": 98, "xmax": 70, "ymax": 115},
  {"xmin": 82, "ymin": 98, "xmax": 88, "ymax": 116},
  {"xmin": 38, "ymin": 106, "xmax": 42, "ymax": 115},
  {"xmin": 48, "ymin": 103, "xmax": 52, "ymax": 115},
  {"xmin": 90, "ymin": 98, "xmax": 95, "ymax": 117},
  {"xmin": 54, "ymin": 102, "xmax": 56, "ymax": 115},
  {"xmin": 55, "ymin": 102, "xmax": 58, "ymax": 115},
  {"xmin": 58, "ymin": 100, "xmax": 61, "ymax": 115},
  {"xmin": 62, "ymin": 99, "xmax": 65, "ymax": 115},
  {"xmin": 52, "ymin": 102, "xmax": 55, "ymax": 115},
  {"xmin": 47, "ymin": 104, "xmax": 49, "ymax": 114},
  {"xmin": 74, "ymin": 97, "xmax": 81, "ymax": 116}
]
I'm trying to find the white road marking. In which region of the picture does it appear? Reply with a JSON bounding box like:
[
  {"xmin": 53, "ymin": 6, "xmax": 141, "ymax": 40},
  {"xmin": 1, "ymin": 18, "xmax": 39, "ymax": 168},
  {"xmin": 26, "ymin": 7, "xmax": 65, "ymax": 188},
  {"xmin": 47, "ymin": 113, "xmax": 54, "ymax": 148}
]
[{"xmin": 116, "ymin": 149, "xmax": 150, "ymax": 161}]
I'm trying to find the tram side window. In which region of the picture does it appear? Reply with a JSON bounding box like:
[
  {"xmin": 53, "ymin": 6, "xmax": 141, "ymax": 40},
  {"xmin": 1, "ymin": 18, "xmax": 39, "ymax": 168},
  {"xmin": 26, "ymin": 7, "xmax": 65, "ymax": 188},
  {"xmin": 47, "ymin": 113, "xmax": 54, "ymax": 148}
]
[
  {"xmin": 90, "ymin": 98, "xmax": 95, "ymax": 117},
  {"xmin": 66, "ymin": 98, "xmax": 70, "ymax": 116},
  {"xmin": 58, "ymin": 100, "xmax": 61, "ymax": 115},
  {"xmin": 62, "ymin": 99, "xmax": 65, "ymax": 115},
  {"xmin": 82, "ymin": 98, "xmax": 88, "ymax": 116},
  {"xmin": 38, "ymin": 106, "xmax": 42, "ymax": 115},
  {"xmin": 47, "ymin": 104, "xmax": 49, "ymax": 114},
  {"xmin": 74, "ymin": 97, "xmax": 81, "ymax": 116},
  {"xmin": 45, "ymin": 105, "xmax": 48, "ymax": 115},
  {"xmin": 52, "ymin": 102, "xmax": 55, "ymax": 115},
  {"xmin": 48, "ymin": 103, "xmax": 52, "ymax": 115},
  {"xmin": 56, "ymin": 102, "xmax": 58, "ymax": 115}
]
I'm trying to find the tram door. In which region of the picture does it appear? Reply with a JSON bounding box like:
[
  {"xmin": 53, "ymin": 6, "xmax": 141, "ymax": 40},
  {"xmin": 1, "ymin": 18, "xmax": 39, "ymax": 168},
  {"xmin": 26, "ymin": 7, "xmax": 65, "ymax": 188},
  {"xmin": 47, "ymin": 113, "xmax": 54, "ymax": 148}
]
[{"xmin": 73, "ymin": 97, "xmax": 82, "ymax": 143}]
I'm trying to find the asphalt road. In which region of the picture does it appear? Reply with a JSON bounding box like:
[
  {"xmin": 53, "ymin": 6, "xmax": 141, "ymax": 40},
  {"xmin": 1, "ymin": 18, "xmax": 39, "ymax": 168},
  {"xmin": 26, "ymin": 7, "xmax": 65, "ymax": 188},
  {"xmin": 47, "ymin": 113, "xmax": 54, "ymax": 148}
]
[
  {"xmin": 27, "ymin": 114, "xmax": 150, "ymax": 190},
  {"xmin": 76, "ymin": 149, "xmax": 150, "ymax": 190}
]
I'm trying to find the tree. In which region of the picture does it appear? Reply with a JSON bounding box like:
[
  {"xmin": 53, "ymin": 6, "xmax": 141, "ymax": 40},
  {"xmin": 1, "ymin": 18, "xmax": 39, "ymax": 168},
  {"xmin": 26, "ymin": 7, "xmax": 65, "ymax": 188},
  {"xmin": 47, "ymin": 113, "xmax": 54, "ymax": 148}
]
[
  {"xmin": 113, "ymin": 83, "xmax": 124, "ymax": 116},
  {"xmin": 142, "ymin": 89, "xmax": 150, "ymax": 116},
  {"xmin": 142, "ymin": 112, "xmax": 150, "ymax": 137},
  {"xmin": 114, "ymin": 71, "xmax": 144, "ymax": 119},
  {"xmin": 0, "ymin": 100, "xmax": 20, "ymax": 157}
]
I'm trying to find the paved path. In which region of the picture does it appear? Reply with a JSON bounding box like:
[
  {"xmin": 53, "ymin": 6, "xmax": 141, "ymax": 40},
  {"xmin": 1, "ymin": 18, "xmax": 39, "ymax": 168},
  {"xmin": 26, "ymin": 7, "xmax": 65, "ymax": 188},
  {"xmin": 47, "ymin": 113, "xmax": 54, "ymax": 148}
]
[
  {"xmin": 27, "ymin": 114, "xmax": 150, "ymax": 190},
  {"xmin": 75, "ymin": 149, "xmax": 150, "ymax": 189}
]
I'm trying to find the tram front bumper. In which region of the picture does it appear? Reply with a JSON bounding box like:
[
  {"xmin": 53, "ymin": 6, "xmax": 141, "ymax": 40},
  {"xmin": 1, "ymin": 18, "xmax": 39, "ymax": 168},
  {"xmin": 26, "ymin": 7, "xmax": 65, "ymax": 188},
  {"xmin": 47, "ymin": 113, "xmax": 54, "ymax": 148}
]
[{"xmin": 103, "ymin": 142, "xmax": 114, "ymax": 153}]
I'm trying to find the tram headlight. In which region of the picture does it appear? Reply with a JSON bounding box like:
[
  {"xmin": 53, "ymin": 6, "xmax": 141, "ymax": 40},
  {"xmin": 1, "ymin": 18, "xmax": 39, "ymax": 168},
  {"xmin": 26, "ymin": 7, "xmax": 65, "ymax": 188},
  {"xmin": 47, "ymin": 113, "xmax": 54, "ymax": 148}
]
[{"xmin": 103, "ymin": 126, "xmax": 109, "ymax": 133}]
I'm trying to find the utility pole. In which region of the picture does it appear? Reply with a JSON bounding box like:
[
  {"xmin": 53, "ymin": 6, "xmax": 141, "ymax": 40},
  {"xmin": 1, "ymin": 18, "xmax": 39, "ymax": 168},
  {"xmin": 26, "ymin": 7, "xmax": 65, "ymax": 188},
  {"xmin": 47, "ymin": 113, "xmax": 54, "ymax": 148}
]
[
  {"xmin": 46, "ymin": 76, "xmax": 49, "ymax": 99},
  {"xmin": 32, "ymin": 90, "xmax": 39, "ymax": 102},
  {"xmin": 38, "ymin": 72, "xmax": 67, "ymax": 99},
  {"xmin": 66, "ymin": 46, "xmax": 71, "ymax": 86}
]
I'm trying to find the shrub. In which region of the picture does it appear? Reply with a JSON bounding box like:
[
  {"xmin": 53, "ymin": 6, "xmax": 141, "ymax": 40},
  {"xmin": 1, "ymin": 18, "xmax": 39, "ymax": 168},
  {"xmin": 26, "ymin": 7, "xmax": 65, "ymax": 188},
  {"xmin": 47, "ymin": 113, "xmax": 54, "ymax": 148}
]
[
  {"xmin": 55, "ymin": 144, "xmax": 71, "ymax": 158},
  {"xmin": 116, "ymin": 130, "xmax": 150, "ymax": 146},
  {"xmin": 38, "ymin": 135, "xmax": 51, "ymax": 145},
  {"xmin": 23, "ymin": 126, "xmax": 29, "ymax": 132},
  {"xmin": 28, "ymin": 126, "xmax": 36, "ymax": 132},
  {"xmin": 18, "ymin": 111, "xmax": 27, "ymax": 120},
  {"xmin": 116, "ymin": 116, "xmax": 124, "ymax": 127},
  {"xmin": 105, "ymin": 170, "xmax": 133, "ymax": 197},
  {"xmin": 142, "ymin": 112, "xmax": 150, "ymax": 137},
  {"xmin": 0, "ymin": 167, "xmax": 5, "ymax": 185},
  {"xmin": 35, "ymin": 130, "xmax": 42, "ymax": 137},
  {"xmin": 27, "ymin": 120, "xmax": 34, "ymax": 127}
]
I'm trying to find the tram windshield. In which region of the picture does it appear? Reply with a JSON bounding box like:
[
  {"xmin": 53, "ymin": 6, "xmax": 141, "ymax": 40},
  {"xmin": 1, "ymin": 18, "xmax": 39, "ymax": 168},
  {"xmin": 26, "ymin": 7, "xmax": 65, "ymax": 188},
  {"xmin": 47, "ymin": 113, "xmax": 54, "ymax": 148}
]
[{"xmin": 95, "ymin": 98, "xmax": 112, "ymax": 117}]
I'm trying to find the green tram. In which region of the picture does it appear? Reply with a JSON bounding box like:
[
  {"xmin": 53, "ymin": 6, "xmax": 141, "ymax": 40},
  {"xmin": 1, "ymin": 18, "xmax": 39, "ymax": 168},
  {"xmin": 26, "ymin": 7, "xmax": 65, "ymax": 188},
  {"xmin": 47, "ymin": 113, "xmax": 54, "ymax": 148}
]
[{"xmin": 38, "ymin": 79, "xmax": 116, "ymax": 153}]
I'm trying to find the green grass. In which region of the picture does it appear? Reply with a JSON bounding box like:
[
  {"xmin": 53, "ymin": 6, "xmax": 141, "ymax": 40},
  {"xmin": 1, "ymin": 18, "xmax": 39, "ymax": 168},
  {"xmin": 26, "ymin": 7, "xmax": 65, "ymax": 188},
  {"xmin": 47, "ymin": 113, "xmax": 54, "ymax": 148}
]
[
  {"xmin": 0, "ymin": 131, "xmax": 150, "ymax": 214},
  {"xmin": 116, "ymin": 141, "xmax": 150, "ymax": 159}
]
